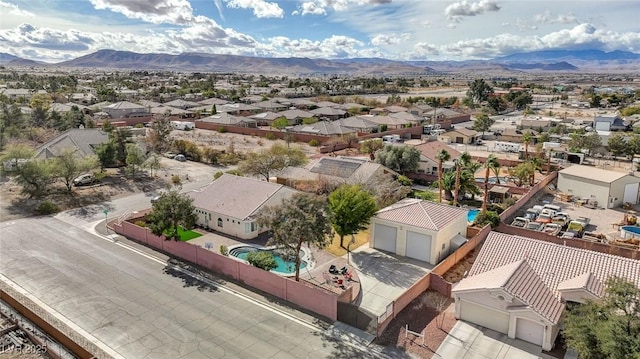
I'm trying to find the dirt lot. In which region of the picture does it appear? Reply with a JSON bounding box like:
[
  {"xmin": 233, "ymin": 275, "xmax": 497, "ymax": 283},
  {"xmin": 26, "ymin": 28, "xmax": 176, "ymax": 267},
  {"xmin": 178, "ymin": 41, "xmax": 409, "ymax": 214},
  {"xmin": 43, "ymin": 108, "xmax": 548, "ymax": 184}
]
[
  {"xmin": 376, "ymin": 290, "xmax": 456, "ymax": 358},
  {"xmin": 0, "ymin": 130, "xmax": 319, "ymax": 222}
]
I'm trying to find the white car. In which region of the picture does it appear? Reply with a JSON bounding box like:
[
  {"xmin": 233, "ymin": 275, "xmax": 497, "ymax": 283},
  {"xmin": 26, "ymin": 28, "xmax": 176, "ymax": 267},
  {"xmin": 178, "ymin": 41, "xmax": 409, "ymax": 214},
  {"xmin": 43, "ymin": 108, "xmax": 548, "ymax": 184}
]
[{"xmin": 73, "ymin": 174, "xmax": 96, "ymax": 186}]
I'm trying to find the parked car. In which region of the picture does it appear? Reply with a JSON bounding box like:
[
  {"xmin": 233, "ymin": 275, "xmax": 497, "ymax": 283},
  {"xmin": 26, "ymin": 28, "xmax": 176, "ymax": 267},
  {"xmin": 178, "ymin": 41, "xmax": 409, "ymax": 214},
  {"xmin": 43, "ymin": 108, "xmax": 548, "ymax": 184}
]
[
  {"xmin": 542, "ymin": 223, "xmax": 562, "ymax": 236},
  {"xmin": 73, "ymin": 173, "xmax": 96, "ymax": 186},
  {"xmin": 174, "ymin": 154, "xmax": 187, "ymax": 162},
  {"xmin": 510, "ymin": 217, "xmax": 529, "ymax": 228},
  {"xmin": 523, "ymin": 208, "xmax": 540, "ymax": 221},
  {"xmin": 535, "ymin": 213, "xmax": 553, "ymax": 224},
  {"xmin": 526, "ymin": 222, "xmax": 544, "ymax": 231}
]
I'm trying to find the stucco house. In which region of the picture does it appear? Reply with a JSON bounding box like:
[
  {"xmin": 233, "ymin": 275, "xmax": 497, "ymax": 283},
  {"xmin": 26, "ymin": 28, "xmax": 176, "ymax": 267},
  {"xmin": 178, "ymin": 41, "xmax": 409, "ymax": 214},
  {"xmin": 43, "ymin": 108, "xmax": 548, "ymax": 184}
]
[
  {"xmin": 593, "ymin": 115, "xmax": 628, "ymax": 132},
  {"xmin": 276, "ymin": 156, "xmax": 395, "ymax": 187},
  {"xmin": 441, "ymin": 128, "xmax": 480, "ymax": 144},
  {"xmin": 453, "ymin": 232, "xmax": 640, "ymax": 351},
  {"xmin": 103, "ymin": 101, "xmax": 147, "ymax": 119},
  {"xmin": 413, "ymin": 140, "xmax": 461, "ymax": 175},
  {"xmin": 557, "ymin": 164, "xmax": 640, "ymax": 208},
  {"xmin": 369, "ymin": 199, "xmax": 468, "ymax": 265},
  {"xmin": 186, "ymin": 174, "xmax": 297, "ymax": 239},
  {"xmin": 33, "ymin": 128, "xmax": 109, "ymax": 160}
]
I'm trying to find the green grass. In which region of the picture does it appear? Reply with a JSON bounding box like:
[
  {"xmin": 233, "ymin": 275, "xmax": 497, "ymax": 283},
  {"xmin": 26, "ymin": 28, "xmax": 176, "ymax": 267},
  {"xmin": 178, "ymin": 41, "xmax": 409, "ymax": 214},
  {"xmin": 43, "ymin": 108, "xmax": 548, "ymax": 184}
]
[{"xmin": 164, "ymin": 226, "xmax": 202, "ymax": 241}]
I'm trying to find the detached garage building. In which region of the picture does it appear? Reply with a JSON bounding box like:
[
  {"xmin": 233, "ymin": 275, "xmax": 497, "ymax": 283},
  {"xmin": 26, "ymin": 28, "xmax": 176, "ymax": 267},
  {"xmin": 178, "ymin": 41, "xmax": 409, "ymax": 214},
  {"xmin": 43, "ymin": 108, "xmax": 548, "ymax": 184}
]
[
  {"xmin": 369, "ymin": 199, "xmax": 468, "ymax": 265},
  {"xmin": 453, "ymin": 232, "xmax": 640, "ymax": 351},
  {"xmin": 557, "ymin": 164, "xmax": 640, "ymax": 208}
]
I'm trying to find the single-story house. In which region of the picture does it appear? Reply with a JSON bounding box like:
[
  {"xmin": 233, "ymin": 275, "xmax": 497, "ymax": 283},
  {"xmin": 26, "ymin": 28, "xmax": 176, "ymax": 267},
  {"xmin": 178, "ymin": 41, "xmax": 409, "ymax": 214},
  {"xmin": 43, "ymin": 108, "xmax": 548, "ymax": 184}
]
[
  {"xmin": 369, "ymin": 199, "xmax": 468, "ymax": 265},
  {"xmin": 499, "ymin": 128, "xmax": 523, "ymax": 143},
  {"xmin": 593, "ymin": 115, "xmax": 628, "ymax": 132},
  {"xmin": 333, "ymin": 117, "xmax": 378, "ymax": 133},
  {"xmin": 163, "ymin": 99, "xmax": 200, "ymax": 110},
  {"xmin": 198, "ymin": 113, "xmax": 257, "ymax": 128},
  {"xmin": 453, "ymin": 232, "xmax": 640, "ymax": 351},
  {"xmin": 186, "ymin": 174, "xmax": 298, "ymax": 239},
  {"xmin": 557, "ymin": 164, "xmax": 640, "ymax": 208},
  {"xmin": 413, "ymin": 140, "xmax": 460, "ymax": 175},
  {"xmin": 275, "ymin": 109, "xmax": 316, "ymax": 124},
  {"xmin": 276, "ymin": 156, "xmax": 395, "ymax": 187},
  {"xmin": 103, "ymin": 101, "xmax": 148, "ymax": 119},
  {"xmin": 289, "ymin": 121, "xmax": 355, "ymax": 136},
  {"xmin": 441, "ymin": 128, "xmax": 480, "ymax": 144},
  {"xmin": 33, "ymin": 128, "xmax": 109, "ymax": 160},
  {"xmin": 310, "ymin": 107, "xmax": 347, "ymax": 120}
]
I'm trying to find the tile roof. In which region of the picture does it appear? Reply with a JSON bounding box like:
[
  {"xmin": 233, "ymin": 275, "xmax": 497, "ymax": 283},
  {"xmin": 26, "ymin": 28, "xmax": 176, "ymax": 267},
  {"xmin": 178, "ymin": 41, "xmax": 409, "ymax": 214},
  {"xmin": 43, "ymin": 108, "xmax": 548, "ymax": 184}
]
[
  {"xmin": 105, "ymin": 101, "xmax": 144, "ymax": 110},
  {"xmin": 374, "ymin": 198, "xmax": 468, "ymax": 231},
  {"xmin": 276, "ymin": 109, "xmax": 315, "ymax": 120},
  {"xmin": 557, "ymin": 272, "xmax": 604, "ymax": 297},
  {"xmin": 34, "ymin": 129, "xmax": 109, "ymax": 160},
  {"xmin": 559, "ymin": 164, "xmax": 632, "ymax": 183},
  {"xmin": 467, "ymin": 231, "xmax": 640, "ymax": 307},
  {"xmin": 186, "ymin": 174, "xmax": 297, "ymax": 220},
  {"xmin": 310, "ymin": 107, "xmax": 347, "ymax": 116},
  {"xmin": 448, "ymin": 128, "xmax": 478, "ymax": 137},
  {"xmin": 413, "ymin": 141, "xmax": 461, "ymax": 162}
]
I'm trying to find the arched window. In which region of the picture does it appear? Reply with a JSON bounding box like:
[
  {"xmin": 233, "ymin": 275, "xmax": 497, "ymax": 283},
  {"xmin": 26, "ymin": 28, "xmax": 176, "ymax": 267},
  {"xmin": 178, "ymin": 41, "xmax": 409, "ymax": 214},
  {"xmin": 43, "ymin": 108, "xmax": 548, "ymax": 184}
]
[{"xmin": 217, "ymin": 218, "xmax": 223, "ymax": 227}]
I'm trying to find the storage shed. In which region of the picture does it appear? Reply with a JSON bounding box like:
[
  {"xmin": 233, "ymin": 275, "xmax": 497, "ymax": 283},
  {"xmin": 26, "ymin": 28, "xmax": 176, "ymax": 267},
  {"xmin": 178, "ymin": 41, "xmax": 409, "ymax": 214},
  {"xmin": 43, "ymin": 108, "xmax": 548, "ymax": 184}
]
[{"xmin": 557, "ymin": 165, "xmax": 640, "ymax": 208}]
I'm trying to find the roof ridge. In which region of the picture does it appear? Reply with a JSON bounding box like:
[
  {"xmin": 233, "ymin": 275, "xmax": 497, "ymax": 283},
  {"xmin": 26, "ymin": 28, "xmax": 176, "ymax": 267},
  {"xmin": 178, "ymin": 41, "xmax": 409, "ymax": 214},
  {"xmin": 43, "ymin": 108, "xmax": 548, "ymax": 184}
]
[{"xmin": 418, "ymin": 201, "xmax": 438, "ymax": 230}]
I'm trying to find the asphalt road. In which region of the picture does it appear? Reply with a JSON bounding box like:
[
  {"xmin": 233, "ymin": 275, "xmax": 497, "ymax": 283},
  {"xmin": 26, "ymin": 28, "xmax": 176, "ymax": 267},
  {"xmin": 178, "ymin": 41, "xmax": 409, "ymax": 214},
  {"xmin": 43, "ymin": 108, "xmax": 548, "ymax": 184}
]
[{"xmin": 0, "ymin": 217, "xmax": 383, "ymax": 359}]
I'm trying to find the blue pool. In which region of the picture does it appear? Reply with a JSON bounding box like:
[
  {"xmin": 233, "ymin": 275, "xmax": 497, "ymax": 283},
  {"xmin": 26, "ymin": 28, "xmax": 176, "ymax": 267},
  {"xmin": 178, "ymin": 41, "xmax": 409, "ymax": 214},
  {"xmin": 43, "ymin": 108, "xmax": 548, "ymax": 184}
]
[
  {"xmin": 229, "ymin": 246, "xmax": 307, "ymax": 275},
  {"xmin": 468, "ymin": 209, "xmax": 480, "ymax": 223},
  {"xmin": 620, "ymin": 225, "xmax": 640, "ymax": 239},
  {"xmin": 475, "ymin": 177, "xmax": 508, "ymax": 184}
]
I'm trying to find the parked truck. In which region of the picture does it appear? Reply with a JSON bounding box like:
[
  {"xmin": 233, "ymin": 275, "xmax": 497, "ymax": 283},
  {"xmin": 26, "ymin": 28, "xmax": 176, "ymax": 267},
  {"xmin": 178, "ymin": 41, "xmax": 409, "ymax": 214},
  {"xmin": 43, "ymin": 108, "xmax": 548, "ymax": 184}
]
[{"xmin": 565, "ymin": 216, "xmax": 591, "ymax": 238}]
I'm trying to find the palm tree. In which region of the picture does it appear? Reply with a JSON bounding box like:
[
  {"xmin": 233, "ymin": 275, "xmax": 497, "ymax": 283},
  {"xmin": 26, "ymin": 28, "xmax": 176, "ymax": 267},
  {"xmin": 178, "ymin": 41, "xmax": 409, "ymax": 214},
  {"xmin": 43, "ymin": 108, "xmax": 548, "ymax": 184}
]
[
  {"xmin": 522, "ymin": 131, "xmax": 533, "ymax": 160},
  {"xmin": 491, "ymin": 160, "xmax": 502, "ymax": 184},
  {"xmin": 454, "ymin": 152, "xmax": 472, "ymax": 206},
  {"xmin": 436, "ymin": 149, "xmax": 451, "ymax": 203},
  {"xmin": 482, "ymin": 155, "xmax": 500, "ymax": 212}
]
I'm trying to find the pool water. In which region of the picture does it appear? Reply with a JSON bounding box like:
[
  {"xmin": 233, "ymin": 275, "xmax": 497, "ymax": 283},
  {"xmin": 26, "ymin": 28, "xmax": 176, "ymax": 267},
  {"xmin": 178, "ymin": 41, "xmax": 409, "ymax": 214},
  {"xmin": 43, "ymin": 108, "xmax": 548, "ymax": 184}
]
[
  {"xmin": 468, "ymin": 209, "xmax": 480, "ymax": 223},
  {"xmin": 475, "ymin": 177, "xmax": 508, "ymax": 184},
  {"xmin": 231, "ymin": 247, "xmax": 307, "ymax": 274}
]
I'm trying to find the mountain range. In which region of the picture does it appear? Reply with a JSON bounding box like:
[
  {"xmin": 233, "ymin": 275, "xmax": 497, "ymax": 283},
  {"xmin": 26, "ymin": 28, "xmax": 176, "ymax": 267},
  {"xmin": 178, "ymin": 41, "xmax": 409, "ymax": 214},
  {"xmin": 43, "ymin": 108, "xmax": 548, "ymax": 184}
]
[{"xmin": 1, "ymin": 49, "xmax": 638, "ymax": 75}]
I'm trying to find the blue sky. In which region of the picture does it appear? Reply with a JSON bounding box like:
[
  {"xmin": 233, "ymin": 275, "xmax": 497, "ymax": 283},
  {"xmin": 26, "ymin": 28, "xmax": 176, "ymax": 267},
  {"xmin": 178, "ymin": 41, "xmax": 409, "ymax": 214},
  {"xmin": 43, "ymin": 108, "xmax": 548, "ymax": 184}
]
[{"xmin": 0, "ymin": 0, "xmax": 639, "ymax": 63}]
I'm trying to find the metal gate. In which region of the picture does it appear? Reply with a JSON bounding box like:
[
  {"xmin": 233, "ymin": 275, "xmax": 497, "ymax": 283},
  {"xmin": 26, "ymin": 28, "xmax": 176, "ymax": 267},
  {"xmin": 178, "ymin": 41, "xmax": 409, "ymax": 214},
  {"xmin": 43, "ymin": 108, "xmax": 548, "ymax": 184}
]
[{"xmin": 337, "ymin": 302, "xmax": 377, "ymax": 335}]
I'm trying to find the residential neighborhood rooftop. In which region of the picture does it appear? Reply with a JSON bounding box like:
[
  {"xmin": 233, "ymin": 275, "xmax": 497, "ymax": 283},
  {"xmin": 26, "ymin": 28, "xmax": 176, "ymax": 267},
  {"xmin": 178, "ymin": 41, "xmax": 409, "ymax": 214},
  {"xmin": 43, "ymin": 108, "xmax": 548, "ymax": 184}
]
[
  {"xmin": 374, "ymin": 198, "xmax": 468, "ymax": 231},
  {"xmin": 559, "ymin": 164, "xmax": 630, "ymax": 183}
]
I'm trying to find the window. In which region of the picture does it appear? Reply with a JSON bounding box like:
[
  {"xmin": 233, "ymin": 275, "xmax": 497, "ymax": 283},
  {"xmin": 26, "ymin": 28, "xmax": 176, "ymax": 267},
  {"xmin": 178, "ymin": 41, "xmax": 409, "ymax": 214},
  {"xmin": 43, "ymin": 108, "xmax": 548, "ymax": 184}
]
[
  {"xmin": 251, "ymin": 222, "xmax": 258, "ymax": 231},
  {"xmin": 217, "ymin": 218, "xmax": 223, "ymax": 227}
]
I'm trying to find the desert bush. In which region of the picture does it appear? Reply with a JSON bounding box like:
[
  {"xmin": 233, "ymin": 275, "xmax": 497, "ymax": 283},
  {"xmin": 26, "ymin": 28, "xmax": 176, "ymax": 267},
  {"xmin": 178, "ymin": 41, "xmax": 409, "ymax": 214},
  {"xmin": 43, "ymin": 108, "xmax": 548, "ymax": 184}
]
[
  {"xmin": 219, "ymin": 244, "xmax": 228, "ymax": 256},
  {"xmin": 35, "ymin": 201, "xmax": 59, "ymax": 215},
  {"xmin": 218, "ymin": 126, "xmax": 227, "ymax": 133},
  {"xmin": 246, "ymin": 251, "xmax": 277, "ymax": 271},
  {"xmin": 473, "ymin": 210, "xmax": 500, "ymax": 228},
  {"xmin": 308, "ymin": 139, "xmax": 320, "ymax": 147},
  {"xmin": 135, "ymin": 220, "xmax": 146, "ymax": 227},
  {"xmin": 265, "ymin": 133, "xmax": 277, "ymax": 141}
]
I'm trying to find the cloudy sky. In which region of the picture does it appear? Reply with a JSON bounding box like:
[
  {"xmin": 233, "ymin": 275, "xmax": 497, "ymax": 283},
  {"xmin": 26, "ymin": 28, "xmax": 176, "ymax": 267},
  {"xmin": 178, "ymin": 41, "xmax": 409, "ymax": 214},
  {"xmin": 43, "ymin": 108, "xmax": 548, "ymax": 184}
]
[{"xmin": 1, "ymin": 0, "xmax": 639, "ymax": 63}]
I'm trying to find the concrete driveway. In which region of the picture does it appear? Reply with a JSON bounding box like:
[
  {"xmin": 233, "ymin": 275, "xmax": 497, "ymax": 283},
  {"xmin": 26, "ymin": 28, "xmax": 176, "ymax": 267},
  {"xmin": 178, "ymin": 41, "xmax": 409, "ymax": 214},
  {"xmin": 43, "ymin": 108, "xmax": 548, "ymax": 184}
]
[
  {"xmin": 348, "ymin": 247, "xmax": 432, "ymax": 317},
  {"xmin": 435, "ymin": 321, "xmax": 559, "ymax": 359}
]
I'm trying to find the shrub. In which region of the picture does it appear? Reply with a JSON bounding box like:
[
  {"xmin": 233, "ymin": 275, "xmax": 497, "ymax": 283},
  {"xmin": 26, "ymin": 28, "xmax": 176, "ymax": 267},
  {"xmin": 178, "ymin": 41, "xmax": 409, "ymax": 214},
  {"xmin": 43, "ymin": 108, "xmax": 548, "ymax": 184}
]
[
  {"xmin": 213, "ymin": 171, "xmax": 224, "ymax": 179},
  {"xmin": 246, "ymin": 251, "xmax": 277, "ymax": 271},
  {"xmin": 219, "ymin": 244, "xmax": 228, "ymax": 256},
  {"xmin": 486, "ymin": 203, "xmax": 504, "ymax": 214},
  {"xmin": 134, "ymin": 123, "xmax": 144, "ymax": 128},
  {"xmin": 217, "ymin": 126, "xmax": 227, "ymax": 133},
  {"xmin": 35, "ymin": 201, "xmax": 59, "ymax": 215},
  {"xmin": 308, "ymin": 139, "xmax": 320, "ymax": 147},
  {"xmin": 171, "ymin": 174, "xmax": 182, "ymax": 186},
  {"xmin": 502, "ymin": 197, "xmax": 517, "ymax": 209},
  {"xmin": 265, "ymin": 133, "xmax": 276, "ymax": 141},
  {"xmin": 135, "ymin": 220, "xmax": 146, "ymax": 227},
  {"xmin": 473, "ymin": 210, "xmax": 500, "ymax": 228}
]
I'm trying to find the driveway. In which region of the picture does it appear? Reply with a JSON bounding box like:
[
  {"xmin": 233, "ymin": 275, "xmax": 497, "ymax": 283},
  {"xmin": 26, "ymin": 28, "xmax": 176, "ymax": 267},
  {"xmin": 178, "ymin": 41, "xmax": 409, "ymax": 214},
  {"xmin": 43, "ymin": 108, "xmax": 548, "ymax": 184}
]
[
  {"xmin": 435, "ymin": 321, "xmax": 559, "ymax": 359},
  {"xmin": 348, "ymin": 247, "xmax": 432, "ymax": 317}
]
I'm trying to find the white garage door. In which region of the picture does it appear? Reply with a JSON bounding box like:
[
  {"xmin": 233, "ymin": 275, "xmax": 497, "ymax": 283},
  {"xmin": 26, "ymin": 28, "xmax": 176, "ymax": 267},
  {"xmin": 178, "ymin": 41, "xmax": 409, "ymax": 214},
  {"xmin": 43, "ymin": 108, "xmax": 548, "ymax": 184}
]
[
  {"xmin": 406, "ymin": 231, "xmax": 432, "ymax": 263},
  {"xmin": 623, "ymin": 183, "xmax": 639, "ymax": 204},
  {"xmin": 374, "ymin": 223, "xmax": 397, "ymax": 253},
  {"xmin": 515, "ymin": 318, "xmax": 544, "ymax": 346},
  {"xmin": 459, "ymin": 300, "xmax": 509, "ymax": 334}
]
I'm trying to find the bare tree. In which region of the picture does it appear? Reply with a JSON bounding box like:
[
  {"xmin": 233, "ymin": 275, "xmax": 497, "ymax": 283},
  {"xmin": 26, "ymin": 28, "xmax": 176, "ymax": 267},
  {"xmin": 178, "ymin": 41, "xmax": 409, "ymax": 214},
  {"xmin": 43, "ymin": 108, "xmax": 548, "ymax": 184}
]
[{"xmin": 415, "ymin": 291, "xmax": 450, "ymax": 329}]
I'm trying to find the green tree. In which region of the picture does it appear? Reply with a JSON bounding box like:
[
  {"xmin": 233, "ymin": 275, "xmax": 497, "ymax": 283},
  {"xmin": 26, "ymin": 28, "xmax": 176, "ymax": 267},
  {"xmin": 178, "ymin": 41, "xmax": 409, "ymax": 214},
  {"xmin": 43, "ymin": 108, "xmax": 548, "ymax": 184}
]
[
  {"xmin": 436, "ymin": 149, "xmax": 451, "ymax": 203},
  {"xmin": 563, "ymin": 277, "xmax": 640, "ymax": 359},
  {"xmin": 144, "ymin": 153, "xmax": 162, "ymax": 177},
  {"xmin": 256, "ymin": 193, "xmax": 332, "ymax": 282},
  {"xmin": 359, "ymin": 139, "xmax": 384, "ymax": 160},
  {"xmin": 482, "ymin": 155, "xmax": 500, "ymax": 212},
  {"xmin": 375, "ymin": 144, "xmax": 420, "ymax": 174},
  {"xmin": 111, "ymin": 127, "xmax": 132, "ymax": 164},
  {"xmin": 628, "ymin": 134, "xmax": 640, "ymax": 156},
  {"xmin": 442, "ymin": 166, "xmax": 479, "ymax": 202},
  {"xmin": 15, "ymin": 159, "xmax": 55, "ymax": 198},
  {"xmin": 512, "ymin": 92, "xmax": 533, "ymax": 110},
  {"xmin": 466, "ymin": 79, "xmax": 493, "ymax": 106},
  {"xmin": 272, "ymin": 117, "xmax": 289, "ymax": 130},
  {"xmin": 53, "ymin": 149, "xmax": 98, "ymax": 192},
  {"xmin": 1, "ymin": 143, "xmax": 34, "ymax": 171},
  {"xmin": 522, "ymin": 131, "xmax": 533, "ymax": 160},
  {"xmin": 607, "ymin": 133, "xmax": 628, "ymax": 157},
  {"xmin": 487, "ymin": 96, "xmax": 507, "ymax": 114},
  {"xmin": 328, "ymin": 185, "xmax": 378, "ymax": 248},
  {"xmin": 238, "ymin": 143, "xmax": 307, "ymax": 181},
  {"xmin": 95, "ymin": 141, "xmax": 117, "ymax": 170},
  {"xmin": 538, "ymin": 132, "xmax": 550, "ymax": 144},
  {"xmin": 453, "ymin": 152, "xmax": 472, "ymax": 206},
  {"xmin": 508, "ymin": 161, "xmax": 535, "ymax": 187},
  {"xmin": 125, "ymin": 143, "xmax": 146, "ymax": 178},
  {"xmin": 147, "ymin": 190, "xmax": 197, "ymax": 241},
  {"xmin": 148, "ymin": 113, "xmax": 173, "ymax": 153},
  {"xmin": 472, "ymin": 113, "xmax": 495, "ymax": 135},
  {"xmin": 590, "ymin": 94, "xmax": 602, "ymax": 108}
]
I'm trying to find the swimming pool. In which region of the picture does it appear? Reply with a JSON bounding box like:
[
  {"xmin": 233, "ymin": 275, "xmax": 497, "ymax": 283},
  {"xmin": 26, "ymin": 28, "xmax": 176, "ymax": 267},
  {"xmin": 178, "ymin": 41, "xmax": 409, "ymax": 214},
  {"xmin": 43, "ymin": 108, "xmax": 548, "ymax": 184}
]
[
  {"xmin": 620, "ymin": 225, "xmax": 640, "ymax": 240},
  {"xmin": 468, "ymin": 209, "xmax": 480, "ymax": 223},
  {"xmin": 227, "ymin": 245, "xmax": 310, "ymax": 275},
  {"xmin": 475, "ymin": 177, "xmax": 508, "ymax": 184}
]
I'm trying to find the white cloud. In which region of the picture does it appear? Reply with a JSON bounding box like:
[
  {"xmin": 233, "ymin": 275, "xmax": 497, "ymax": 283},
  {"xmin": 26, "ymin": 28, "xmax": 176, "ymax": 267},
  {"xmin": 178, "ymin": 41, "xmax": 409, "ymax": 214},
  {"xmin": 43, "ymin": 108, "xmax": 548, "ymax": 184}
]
[
  {"xmin": 225, "ymin": 0, "xmax": 284, "ymax": 19},
  {"xmin": 89, "ymin": 0, "xmax": 195, "ymax": 24},
  {"xmin": 0, "ymin": 1, "xmax": 34, "ymax": 17},
  {"xmin": 263, "ymin": 34, "xmax": 364, "ymax": 58},
  {"xmin": 371, "ymin": 33, "xmax": 410, "ymax": 46},
  {"xmin": 445, "ymin": 0, "xmax": 500, "ymax": 22},
  {"xmin": 294, "ymin": 0, "xmax": 390, "ymax": 16},
  {"xmin": 533, "ymin": 11, "xmax": 578, "ymax": 25}
]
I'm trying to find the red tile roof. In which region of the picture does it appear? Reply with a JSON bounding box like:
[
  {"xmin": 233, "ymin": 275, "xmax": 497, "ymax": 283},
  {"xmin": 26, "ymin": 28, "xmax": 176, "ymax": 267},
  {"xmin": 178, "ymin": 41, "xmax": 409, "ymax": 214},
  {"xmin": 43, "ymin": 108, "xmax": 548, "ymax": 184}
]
[{"xmin": 374, "ymin": 199, "xmax": 468, "ymax": 231}]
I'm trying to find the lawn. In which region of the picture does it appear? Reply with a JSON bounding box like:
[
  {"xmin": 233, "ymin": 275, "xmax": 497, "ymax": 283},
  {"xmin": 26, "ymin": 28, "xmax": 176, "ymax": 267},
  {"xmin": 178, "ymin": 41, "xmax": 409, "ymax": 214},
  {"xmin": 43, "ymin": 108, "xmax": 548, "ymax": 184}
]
[
  {"xmin": 163, "ymin": 226, "xmax": 202, "ymax": 241},
  {"xmin": 325, "ymin": 229, "xmax": 370, "ymax": 257}
]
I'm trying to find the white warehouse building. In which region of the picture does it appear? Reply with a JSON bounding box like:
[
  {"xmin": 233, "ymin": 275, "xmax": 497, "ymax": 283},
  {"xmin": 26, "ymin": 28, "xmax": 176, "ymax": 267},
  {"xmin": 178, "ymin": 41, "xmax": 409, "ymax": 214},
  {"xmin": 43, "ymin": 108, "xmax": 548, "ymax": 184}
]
[{"xmin": 557, "ymin": 165, "xmax": 640, "ymax": 209}]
